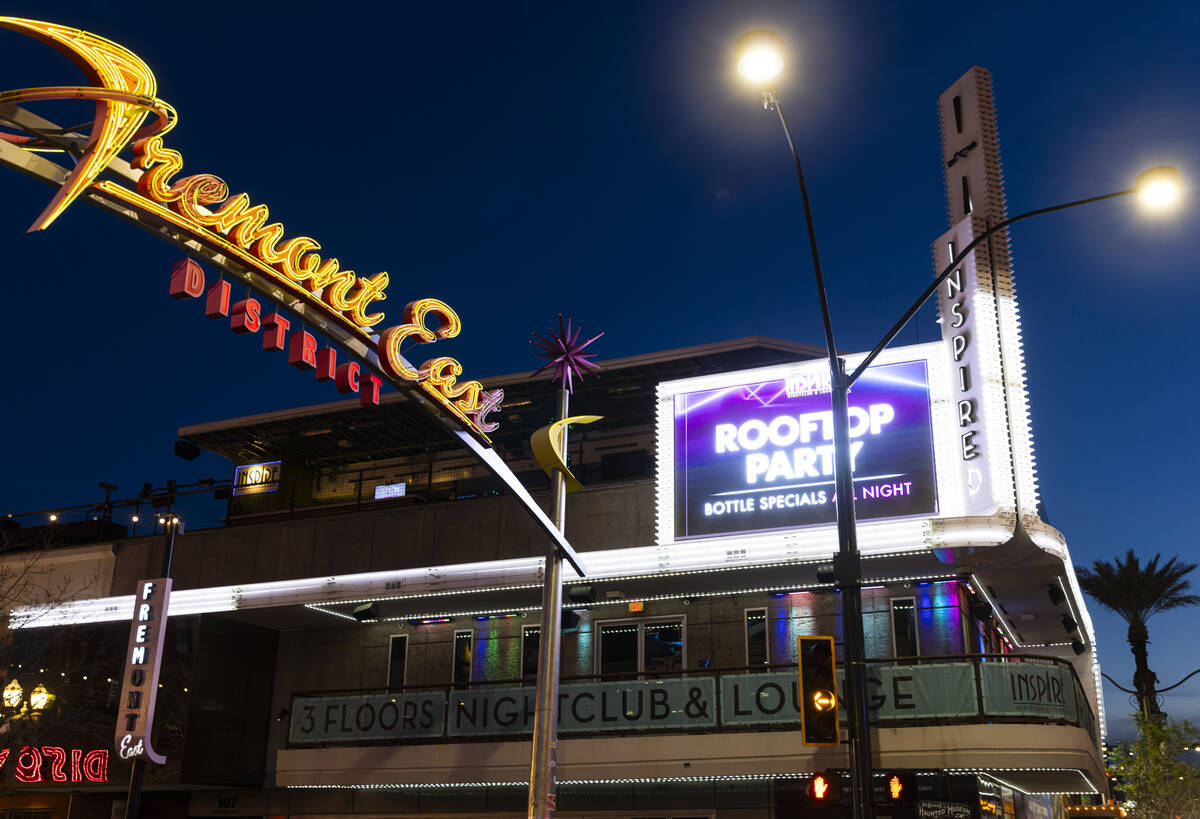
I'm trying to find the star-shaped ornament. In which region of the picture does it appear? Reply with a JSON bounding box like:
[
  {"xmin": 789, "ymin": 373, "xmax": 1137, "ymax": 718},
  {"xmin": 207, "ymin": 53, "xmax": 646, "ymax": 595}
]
[{"xmin": 530, "ymin": 314, "xmax": 604, "ymax": 393}]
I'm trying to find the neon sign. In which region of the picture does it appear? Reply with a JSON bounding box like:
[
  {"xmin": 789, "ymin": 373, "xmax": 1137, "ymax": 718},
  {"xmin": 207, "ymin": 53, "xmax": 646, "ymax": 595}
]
[
  {"xmin": 663, "ymin": 358, "xmax": 938, "ymax": 539},
  {"xmin": 0, "ymin": 17, "xmax": 502, "ymax": 441},
  {"xmin": 0, "ymin": 746, "xmax": 108, "ymax": 783}
]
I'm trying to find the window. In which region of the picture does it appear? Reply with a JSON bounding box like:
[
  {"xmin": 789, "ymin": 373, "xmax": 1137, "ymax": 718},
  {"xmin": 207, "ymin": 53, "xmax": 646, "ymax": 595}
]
[
  {"xmin": 891, "ymin": 598, "xmax": 919, "ymax": 657},
  {"xmin": 388, "ymin": 634, "xmax": 408, "ymax": 689},
  {"xmin": 961, "ymin": 175, "xmax": 973, "ymax": 215},
  {"xmin": 522, "ymin": 624, "xmax": 540, "ymax": 679},
  {"xmin": 453, "ymin": 630, "xmax": 472, "ymax": 684},
  {"xmin": 745, "ymin": 607, "xmax": 768, "ymax": 666},
  {"xmin": 952, "ymin": 95, "xmax": 963, "ymax": 133},
  {"xmin": 597, "ymin": 618, "xmax": 684, "ymax": 676}
]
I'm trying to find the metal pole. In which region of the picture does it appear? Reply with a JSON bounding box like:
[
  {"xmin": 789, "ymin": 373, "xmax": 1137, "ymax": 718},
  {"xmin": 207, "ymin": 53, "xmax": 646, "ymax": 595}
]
[
  {"xmin": 123, "ymin": 757, "xmax": 145, "ymax": 819},
  {"xmin": 123, "ymin": 514, "xmax": 178, "ymax": 819},
  {"xmin": 768, "ymin": 91, "xmax": 873, "ymax": 819},
  {"xmin": 831, "ymin": 361, "xmax": 874, "ymax": 819},
  {"xmin": 528, "ymin": 388, "xmax": 569, "ymax": 819}
]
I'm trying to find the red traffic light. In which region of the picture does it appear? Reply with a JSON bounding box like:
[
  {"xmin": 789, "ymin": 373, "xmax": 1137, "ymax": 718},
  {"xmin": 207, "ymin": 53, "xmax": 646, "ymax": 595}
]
[
  {"xmin": 882, "ymin": 771, "xmax": 918, "ymax": 804},
  {"xmin": 807, "ymin": 771, "xmax": 842, "ymax": 802}
]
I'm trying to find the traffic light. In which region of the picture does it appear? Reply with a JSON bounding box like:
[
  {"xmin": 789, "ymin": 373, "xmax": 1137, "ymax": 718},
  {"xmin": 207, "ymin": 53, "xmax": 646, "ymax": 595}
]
[
  {"xmin": 882, "ymin": 771, "xmax": 918, "ymax": 805},
  {"xmin": 798, "ymin": 635, "xmax": 839, "ymax": 745},
  {"xmin": 807, "ymin": 770, "xmax": 842, "ymax": 803}
]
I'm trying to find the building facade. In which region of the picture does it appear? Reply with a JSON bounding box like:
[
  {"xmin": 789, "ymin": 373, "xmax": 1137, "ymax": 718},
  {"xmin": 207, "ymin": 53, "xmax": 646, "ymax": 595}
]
[
  {"xmin": 3, "ymin": 333, "xmax": 1102, "ymax": 819},
  {"xmin": 0, "ymin": 68, "xmax": 1104, "ymax": 819}
]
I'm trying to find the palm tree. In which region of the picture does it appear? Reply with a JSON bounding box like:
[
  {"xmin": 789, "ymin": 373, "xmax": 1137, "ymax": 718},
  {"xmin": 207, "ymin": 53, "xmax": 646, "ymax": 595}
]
[{"xmin": 1076, "ymin": 551, "xmax": 1199, "ymax": 717}]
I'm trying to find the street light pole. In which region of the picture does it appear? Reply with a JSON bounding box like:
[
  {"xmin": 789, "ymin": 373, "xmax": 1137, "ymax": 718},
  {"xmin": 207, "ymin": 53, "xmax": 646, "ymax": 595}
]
[
  {"xmin": 735, "ymin": 28, "xmax": 1182, "ymax": 819},
  {"xmin": 766, "ymin": 86, "xmax": 876, "ymax": 819}
]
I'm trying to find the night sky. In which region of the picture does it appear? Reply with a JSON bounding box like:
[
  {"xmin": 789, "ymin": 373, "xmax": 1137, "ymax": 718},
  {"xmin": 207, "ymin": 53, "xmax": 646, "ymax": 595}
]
[{"xmin": 1, "ymin": 1, "xmax": 1198, "ymax": 738}]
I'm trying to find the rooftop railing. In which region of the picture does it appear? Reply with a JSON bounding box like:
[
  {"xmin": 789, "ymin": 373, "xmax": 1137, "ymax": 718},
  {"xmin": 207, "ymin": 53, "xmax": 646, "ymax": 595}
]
[{"xmin": 3, "ymin": 453, "xmax": 654, "ymax": 544}]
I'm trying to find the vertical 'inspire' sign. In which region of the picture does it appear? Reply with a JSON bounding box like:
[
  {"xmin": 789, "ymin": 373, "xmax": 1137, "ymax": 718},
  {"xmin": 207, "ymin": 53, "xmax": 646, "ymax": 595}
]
[{"xmin": 114, "ymin": 579, "xmax": 172, "ymax": 764}]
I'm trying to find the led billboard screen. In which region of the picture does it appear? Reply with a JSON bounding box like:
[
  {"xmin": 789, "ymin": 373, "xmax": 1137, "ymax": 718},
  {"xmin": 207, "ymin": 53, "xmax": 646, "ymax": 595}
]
[{"xmin": 672, "ymin": 359, "xmax": 937, "ymax": 539}]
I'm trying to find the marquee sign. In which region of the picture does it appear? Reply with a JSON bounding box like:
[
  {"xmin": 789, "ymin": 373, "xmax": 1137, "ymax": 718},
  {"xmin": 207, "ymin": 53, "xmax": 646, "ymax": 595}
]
[
  {"xmin": 0, "ymin": 17, "xmax": 500, "ymax": 442},
  {"xmin": 662, "ymin": 357, "xmax": 938, "ymax": 540}
]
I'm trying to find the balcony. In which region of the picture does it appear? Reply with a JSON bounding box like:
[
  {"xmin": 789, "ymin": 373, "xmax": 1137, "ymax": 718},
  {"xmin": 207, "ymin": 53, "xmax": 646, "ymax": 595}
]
[
  {"xmin": 285, "ymin": 654, "xmax": 1096, "ymax": 748},
  {"xmin": 276, "ymin": 655, "xmax": 1102, "ymax": 793}
]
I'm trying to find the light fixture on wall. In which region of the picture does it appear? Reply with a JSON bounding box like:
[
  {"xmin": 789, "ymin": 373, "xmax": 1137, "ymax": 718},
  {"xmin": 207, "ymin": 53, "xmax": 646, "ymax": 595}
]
[{"xmin": 352, "ymin": 602, "xmax": 380, "ymax": 622}]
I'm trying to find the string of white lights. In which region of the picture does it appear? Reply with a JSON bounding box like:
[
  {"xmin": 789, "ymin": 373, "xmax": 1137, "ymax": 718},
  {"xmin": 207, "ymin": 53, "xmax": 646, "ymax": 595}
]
[
  {"xmin": 305, "ymin": 573, "xmax": 963, "ymax": 623},
  {"xmin": 7, "ymin": 538, "xmax": 945, "ymax": 629},
  {"xmin": 284, "ymin": 768, "xmax": 1094, "ymax": 793},
  {"xmin": 286, "ymin": 772, "xmax": 814, "ymax": 789}
]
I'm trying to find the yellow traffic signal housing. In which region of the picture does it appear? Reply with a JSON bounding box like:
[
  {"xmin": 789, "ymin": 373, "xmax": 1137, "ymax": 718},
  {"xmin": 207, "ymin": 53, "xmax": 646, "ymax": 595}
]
[{"xmin": 797, "ymin": 635, "xmax": 839, "ymax": 746}]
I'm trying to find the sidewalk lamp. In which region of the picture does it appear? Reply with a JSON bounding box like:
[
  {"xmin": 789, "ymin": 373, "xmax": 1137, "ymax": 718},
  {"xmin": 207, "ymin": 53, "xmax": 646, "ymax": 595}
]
[
  {"xmin": 2, "ymin": 680, "xmax": 21, "ymax": 709},
  {"xmin": 732, "ymin": 26, "xmax": 1181, "ymax": 819},
  {"xmin": 1, "ymin": 679, "xmax": 54, "ymax": 718}
]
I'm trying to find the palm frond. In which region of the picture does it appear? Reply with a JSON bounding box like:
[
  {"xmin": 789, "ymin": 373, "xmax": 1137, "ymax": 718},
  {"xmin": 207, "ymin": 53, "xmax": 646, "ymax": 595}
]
[{"xmin": 1077, "ymin": 550, "xmax": 1199, "ymax": 625}]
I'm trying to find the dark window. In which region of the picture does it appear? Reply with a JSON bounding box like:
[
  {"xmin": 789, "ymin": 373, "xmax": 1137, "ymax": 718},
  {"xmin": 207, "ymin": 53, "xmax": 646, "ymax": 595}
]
[
  {"xmin": 643, "ymin": 620, "xmax": 683, "ymax": 674},
  {"xmin": 388, "ymin": 634, "xmax": 407, "ymax": 689},
  {"xmin": 892, "ymin": 599, "xmax": 919, "ymax": 657},
  {"xmin": 598, "ymin": 619, "xmax": 684, "ymax": 676},
  {"xmin": 961, "ymin": 176, "xmax": 973, "ymax": 215},
  {"xmin": 453, "ymin": 630, "xmax": 472, "ymax": 684},
  {"xmin": 952, "ymin": 95, "xmax": 963, "ymax": 133},
  {"xmin": 599, "ymin": 622, "xmax": 639, "ymax": 676},
  {"xmin": 746, "ymin": 608, "xmax": 769, "ymax": 666},
  {"xmin": 522, "ymin": 625, "xmax": 540, "ymax": 679}
]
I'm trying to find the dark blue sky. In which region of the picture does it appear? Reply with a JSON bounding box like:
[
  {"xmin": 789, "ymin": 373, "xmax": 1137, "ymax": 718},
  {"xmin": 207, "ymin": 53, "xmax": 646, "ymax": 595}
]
[{"xmin": 2, "ymin": 1, "xmax": 1198, "ymax": 737}]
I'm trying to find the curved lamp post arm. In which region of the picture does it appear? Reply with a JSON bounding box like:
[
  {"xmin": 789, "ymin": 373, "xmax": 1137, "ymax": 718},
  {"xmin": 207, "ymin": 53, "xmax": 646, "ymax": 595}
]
[
  {"xmin": 847, "ymin": 186, "xmax": 1135, "ymax": 386},
  {"xmin": 768, "ymin": 91, "xmax": 839, "ymax": 367},
  {"xmin": 1158, "ymin": 667, "xmax": 1200, "ymax": 693},
  {"xmin": 1102, "ymin": 671, "xmax": 1138, "ymax": 695}
]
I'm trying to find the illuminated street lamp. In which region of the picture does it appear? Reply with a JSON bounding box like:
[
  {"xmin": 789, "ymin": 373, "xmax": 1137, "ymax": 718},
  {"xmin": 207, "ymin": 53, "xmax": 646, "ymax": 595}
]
[
  {"xmin": 735, "ymin": 29, "xmax": 785, "ymax": 86},
  {"xmin": 1, "ymin": 679, "xmax": 54, "ymax": 718},
  {"xmin": 1135, "ymin": 165, "xmax": 1183, "ymax": 209},
  {"xmin": 2, "ymin": 679, "xmax": 22, "ymax": 709},
  {"xmin": 29, "ymin": 684, "xmax": 51, "ymax": 711},
  {"xmin": 733, "ymin": 27, "xmax": 1181, "ymax": 819}
]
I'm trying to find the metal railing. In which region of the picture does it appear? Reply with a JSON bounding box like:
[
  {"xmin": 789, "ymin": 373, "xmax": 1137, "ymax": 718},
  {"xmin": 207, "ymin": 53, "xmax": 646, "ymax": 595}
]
[
  {"xmin": 285, "ymin": 654, "xmax": 1097, "ymax": 748},
  {"xmin": 2, "ymin": 456, "xmax": 654, "ymax": 541}
]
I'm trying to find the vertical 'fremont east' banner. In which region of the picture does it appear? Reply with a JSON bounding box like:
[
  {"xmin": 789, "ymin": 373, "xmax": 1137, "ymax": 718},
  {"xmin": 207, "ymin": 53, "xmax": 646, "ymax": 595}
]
[
  {"xmin": 672, "ymin": 359, "xmax": 937, "ymax": 539},
  {"xmin": 114, "ymin": 579, "xmax": 171, "ymax": 764}
]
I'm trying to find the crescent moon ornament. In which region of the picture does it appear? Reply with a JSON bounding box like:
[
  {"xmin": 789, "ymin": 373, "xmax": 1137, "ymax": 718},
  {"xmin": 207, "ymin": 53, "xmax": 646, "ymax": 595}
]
[
  {"xmin": 0, "ymin": 17, "xmax": 176, "ymax": 231},
  {"xmin": 531, "ymin": 415, "xmax": 604, "ymax": 493}
]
